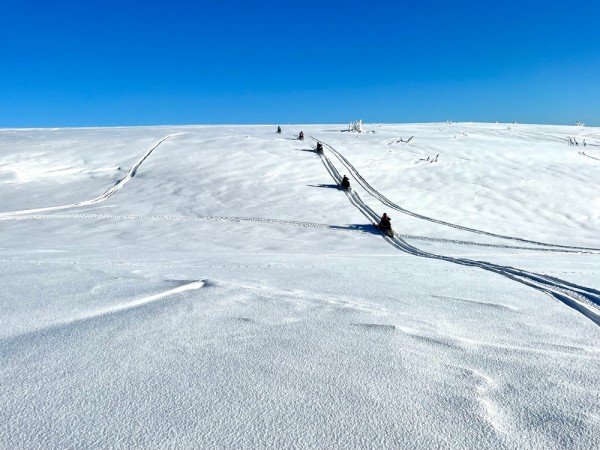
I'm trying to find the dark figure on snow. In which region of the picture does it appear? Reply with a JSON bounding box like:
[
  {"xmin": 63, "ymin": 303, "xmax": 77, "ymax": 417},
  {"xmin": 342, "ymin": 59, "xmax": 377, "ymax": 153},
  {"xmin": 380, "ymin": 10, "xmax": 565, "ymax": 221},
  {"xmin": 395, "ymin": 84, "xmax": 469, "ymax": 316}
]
[
  {"xmin": 379, "ymin": 213, "xmax": 392, "ymax": 231},
  {"xmin": 298, "ymin": 131, "xmax": 305, "ymax": 140},
  {"xmin": 341, "ymin": 175, "xmax": 350, "ymax": 190},
  {"xmin": 316, "ymin": 142, "xmax": 324, "ymax": 153},
  {"xmin": 277, "ymin": 126, "xmax": 282, "ymax": 134}
]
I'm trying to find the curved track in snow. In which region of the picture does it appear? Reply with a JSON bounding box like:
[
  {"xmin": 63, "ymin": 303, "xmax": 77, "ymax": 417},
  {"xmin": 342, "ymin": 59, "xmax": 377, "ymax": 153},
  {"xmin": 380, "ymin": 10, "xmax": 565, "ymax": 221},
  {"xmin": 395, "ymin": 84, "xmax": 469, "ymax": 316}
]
[
  {"xmin": 309, "ymin": 136, "xmax": 600, "ymax": 252},
  {"xmin": 312, "ymin": 139, "xmax": 600, "ymax": 326},
  {"xmin": 0, "ymin": 134, "xmax": 180, "ymax": 217}
]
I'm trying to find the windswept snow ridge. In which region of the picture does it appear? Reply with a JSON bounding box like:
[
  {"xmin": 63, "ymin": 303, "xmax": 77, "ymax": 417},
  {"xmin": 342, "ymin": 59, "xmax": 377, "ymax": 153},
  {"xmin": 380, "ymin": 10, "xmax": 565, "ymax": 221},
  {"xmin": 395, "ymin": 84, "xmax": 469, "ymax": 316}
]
[
  {"xmin": 3, "ymin": 280, "xmax": 207, "ymax": 340},
  {"xmin": 75, "ymin": 279, "xmax": 205, "ymax": 322}
]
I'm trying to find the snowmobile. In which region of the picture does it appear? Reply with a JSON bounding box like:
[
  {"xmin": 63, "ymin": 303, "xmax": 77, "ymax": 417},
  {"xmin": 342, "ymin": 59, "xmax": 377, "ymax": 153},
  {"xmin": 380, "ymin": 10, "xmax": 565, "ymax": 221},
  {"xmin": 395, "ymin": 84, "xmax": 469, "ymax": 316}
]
[
  {"xmin": 375, "ymin": 214, "xmax": 394, "ymax": 237},
  {"xmin": 298, "ymin": 131, "xmax": 305, "ymax": 140},
  {"xmin": 340, "ymin": 175, "xmax": 351, "ymax": 190},
  {"xmin": 315, "ymin": 142, "xmax": 324, "ymax": 153},
  {"xmin": 374, "ymin": 224, "xmax": 395, "ymax": 237}
]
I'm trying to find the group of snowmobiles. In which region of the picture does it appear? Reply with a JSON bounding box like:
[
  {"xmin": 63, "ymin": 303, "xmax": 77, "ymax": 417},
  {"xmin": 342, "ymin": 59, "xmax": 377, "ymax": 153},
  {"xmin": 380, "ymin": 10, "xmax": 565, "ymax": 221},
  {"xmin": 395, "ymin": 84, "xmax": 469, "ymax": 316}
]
[
  {"xmin": 277, "ymin": 127, "xmax": 305, "ymax": 142},
  {"xmin": 337, "ymin": 172, "xmax": 395, "ymax": 237},
  {"xmin": 277, "ymin": 127, "xmax": 306, "ymax": 142},
  {"xmin": 276, "ymin": 126, "xmax": 395, "ymax": 238},
  {"xmin": 337, "ymin": 175, "xmax": 394, "ymax": 237}
]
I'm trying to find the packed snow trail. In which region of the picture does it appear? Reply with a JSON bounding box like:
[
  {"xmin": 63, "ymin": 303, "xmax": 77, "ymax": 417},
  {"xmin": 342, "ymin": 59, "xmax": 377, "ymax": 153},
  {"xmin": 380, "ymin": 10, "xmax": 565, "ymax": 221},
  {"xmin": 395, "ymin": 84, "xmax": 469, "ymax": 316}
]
[
  {"xmin": 313, "ymin": 141, "xmax": 600, "ymax": 326},
  {"xmin": 0, "ymin": 134, "xmax": 179, "ymax": 217},
  {"xmin": 309, "ymin": 136, "xmax": 600, "ymax": 252}
]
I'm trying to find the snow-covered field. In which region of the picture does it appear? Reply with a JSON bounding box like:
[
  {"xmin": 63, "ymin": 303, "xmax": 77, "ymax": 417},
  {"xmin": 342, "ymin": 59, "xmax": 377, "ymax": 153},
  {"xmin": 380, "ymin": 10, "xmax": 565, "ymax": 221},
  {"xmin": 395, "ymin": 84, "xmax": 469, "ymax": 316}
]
[{"xmin": 1, "ymin": 123, "xmax": 599, "ymax": 449}]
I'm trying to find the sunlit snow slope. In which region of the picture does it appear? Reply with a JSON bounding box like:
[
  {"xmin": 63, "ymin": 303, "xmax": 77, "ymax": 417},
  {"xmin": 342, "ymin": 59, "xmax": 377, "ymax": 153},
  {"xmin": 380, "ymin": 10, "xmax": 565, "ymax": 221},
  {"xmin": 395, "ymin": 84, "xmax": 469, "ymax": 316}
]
[{"xmin": 1, "ymin": 123, "xmax": 599, "ymax": 449}]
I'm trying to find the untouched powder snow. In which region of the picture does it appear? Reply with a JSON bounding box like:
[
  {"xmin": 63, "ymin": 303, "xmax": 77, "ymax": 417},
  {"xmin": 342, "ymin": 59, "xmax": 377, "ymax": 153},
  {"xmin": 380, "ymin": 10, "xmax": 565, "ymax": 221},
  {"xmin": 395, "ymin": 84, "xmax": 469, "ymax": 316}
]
[{"xmin": 0, "ymin": 123, "xmax": 599, "ymax": 449}]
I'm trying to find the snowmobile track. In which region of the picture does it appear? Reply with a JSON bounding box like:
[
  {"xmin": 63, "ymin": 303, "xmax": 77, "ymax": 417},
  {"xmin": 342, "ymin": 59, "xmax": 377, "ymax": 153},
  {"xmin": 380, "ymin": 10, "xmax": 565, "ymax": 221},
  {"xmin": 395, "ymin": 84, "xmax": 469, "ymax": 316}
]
[
  {"xmin": 0, "ymin": 134, "xmax": 181, "ymax": 217},
  {"xmin": 308, "ymin": 135, "xmax": 600, "ymax": 252},
  {"xmin": 1, "ymin": 213, "xmax": 589, "ymax": 254},
  {"xmin": 578, "ymin": 151, "xmax": 600, "ymax": 161},
  {"xmin": 311, "ymin": 137, "xmax": 600, "ymax": 326}
]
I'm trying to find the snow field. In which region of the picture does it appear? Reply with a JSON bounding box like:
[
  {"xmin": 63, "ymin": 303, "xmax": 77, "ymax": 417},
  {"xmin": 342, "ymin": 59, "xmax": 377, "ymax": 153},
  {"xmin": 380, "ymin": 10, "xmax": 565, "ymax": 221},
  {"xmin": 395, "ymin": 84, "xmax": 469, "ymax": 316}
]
[{"xmin": 0, "ymin": 123, "xmax": 599, "ymax": 449}]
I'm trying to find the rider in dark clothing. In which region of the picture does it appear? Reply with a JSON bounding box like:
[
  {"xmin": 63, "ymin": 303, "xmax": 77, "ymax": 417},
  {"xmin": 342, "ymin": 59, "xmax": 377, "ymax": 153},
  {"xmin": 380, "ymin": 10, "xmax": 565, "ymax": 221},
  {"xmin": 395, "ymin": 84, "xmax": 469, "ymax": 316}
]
[
  {"xmin": 277, "ymin": 126, "xmax": 282, "ymax": 134},
  {"xmin": 316, "ymin": 142, "xmax": 323, "ymax": 153},
  {"xmin": 298, "ymin": 131, "xmax": 304, "ymax": 140},
  {"xmin": 379, "ymin": 213, "xmax": 391, "ymax": 231},
  {"xmin": 341, "ymin": 175, "xmax": 350, "ymax": 190}
]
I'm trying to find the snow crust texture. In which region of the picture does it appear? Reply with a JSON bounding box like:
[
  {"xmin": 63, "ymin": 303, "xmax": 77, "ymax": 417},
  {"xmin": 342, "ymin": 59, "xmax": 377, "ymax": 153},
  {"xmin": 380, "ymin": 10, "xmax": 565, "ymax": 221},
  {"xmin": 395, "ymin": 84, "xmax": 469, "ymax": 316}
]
[{"xmin": 1, "ymin": 123, "xmax": 599, "ymax": 449}]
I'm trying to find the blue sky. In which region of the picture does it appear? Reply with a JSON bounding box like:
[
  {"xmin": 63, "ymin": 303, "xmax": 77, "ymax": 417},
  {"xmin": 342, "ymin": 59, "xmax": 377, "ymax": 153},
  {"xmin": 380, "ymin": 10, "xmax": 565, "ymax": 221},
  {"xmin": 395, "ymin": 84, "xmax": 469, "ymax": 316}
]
[{"xmin": 1, "ymin": 0, "xmax": 599, "ymax": 127}]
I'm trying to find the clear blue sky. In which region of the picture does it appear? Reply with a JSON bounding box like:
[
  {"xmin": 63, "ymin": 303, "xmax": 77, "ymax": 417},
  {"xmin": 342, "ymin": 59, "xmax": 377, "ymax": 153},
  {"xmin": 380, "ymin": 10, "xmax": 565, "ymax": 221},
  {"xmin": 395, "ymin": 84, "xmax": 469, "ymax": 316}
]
[{"xmin": 1, "ymin": 0, "xmax": 599, "ymax": 127}]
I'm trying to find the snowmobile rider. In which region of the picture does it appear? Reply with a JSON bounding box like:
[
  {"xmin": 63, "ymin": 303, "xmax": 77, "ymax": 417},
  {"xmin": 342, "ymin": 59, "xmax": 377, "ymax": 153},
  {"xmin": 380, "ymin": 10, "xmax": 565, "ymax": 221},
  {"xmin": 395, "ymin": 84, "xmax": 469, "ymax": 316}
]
[
  {"xmin": 316, "ymin": 142, "xmax": 324, "ymax": 153},
  {"xmin": 277, "ymin": 126, "xmax": 282, "ymax": 134},
  {"xmin": 341, "ymin": 175, "xmax": 350, "ymax": 190},
  {"xmin": 298, "ymin": 131, "xmax": 304, "ymax": 140},
  {"xmin": 379, "ymin": 213, "xmax": 391, "ymax": 231}
]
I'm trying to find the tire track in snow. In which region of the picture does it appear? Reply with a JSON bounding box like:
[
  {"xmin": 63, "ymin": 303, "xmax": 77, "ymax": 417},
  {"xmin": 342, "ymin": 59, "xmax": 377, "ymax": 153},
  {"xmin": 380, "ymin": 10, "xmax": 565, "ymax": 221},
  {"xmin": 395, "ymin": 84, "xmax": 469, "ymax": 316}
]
[
  {"xmin": 4, "ymin": 213, "xmax": 588, "ymax": 254},
  {"xmin": 312, "ymin": 139, "xmax": 600, "ymax": 326},
  {"xmin": 0, "ymin": 213, "xmax": 356, "ymax": 230},
  {"xmin": 308, "ymin": 135, "xmax": 600, "ymax": 252},
  {"xmin": 0, "ymin": 134, "xmax": 181, "ymax": 217}
]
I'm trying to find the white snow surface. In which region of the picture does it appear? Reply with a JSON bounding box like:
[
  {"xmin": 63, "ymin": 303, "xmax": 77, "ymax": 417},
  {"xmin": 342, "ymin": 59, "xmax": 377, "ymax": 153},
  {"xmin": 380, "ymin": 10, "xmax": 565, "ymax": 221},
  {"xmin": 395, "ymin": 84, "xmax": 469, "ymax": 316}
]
[{"xmin": 1, "ymin": 123, "xmax": 599, "ymax": 449}]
